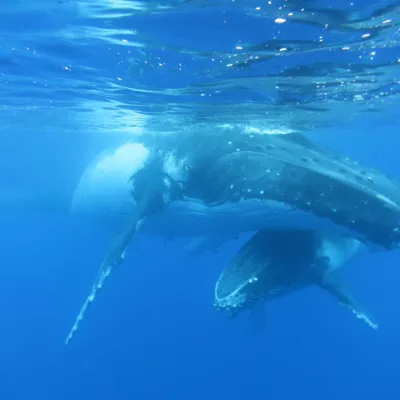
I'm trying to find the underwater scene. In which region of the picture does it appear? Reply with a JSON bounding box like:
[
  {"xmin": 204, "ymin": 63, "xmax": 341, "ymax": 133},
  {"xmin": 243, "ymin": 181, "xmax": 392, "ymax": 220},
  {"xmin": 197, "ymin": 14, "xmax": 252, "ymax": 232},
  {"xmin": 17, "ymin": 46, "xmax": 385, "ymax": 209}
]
[{"xmin": 0, "ymin": 0, "xmax": 399, "ymax": 398}]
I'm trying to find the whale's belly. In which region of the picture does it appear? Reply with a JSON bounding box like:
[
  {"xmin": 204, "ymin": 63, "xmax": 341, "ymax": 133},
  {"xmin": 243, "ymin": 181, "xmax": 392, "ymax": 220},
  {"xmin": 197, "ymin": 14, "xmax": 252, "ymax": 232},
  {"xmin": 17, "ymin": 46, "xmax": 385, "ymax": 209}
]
[{"xmin": 139, "ymin": 198, "xmax": 358, "ymax": 239}]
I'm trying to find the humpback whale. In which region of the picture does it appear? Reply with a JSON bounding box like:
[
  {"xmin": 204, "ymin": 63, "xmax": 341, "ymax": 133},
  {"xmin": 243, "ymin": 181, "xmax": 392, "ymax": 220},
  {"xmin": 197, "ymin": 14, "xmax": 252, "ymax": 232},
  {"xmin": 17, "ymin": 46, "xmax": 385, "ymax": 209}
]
[
  {"xmin": 214, "ymin": 229, "xmax": 377, "ymax": 330},
  {"xmin": 65, "ymin": 128, "xmax": 400, "ymax": 343}
]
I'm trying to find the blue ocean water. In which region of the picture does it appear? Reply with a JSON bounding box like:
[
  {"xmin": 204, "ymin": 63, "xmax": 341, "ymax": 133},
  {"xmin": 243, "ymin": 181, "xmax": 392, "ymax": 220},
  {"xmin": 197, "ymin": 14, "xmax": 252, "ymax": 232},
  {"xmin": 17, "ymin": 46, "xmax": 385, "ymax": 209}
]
[{"xmin": 1, "ymin": 1, "xmax": 399, "ymax": 399}]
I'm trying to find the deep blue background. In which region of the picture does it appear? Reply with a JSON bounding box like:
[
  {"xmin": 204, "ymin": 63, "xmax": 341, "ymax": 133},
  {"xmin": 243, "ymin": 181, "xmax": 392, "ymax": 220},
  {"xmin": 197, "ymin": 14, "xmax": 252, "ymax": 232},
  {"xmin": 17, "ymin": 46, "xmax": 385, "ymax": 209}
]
[{"xmin": 0, "ymin": 122, "xmax": 399, "ymax": 399}]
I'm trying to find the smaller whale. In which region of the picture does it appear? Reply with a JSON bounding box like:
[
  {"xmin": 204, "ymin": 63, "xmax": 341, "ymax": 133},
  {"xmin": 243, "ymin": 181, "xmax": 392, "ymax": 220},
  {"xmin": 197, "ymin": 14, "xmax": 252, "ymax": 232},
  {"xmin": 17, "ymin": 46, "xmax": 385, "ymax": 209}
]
[{"xmin": 214, "ymin": 229, "xmax": 377, "ymax": 329}]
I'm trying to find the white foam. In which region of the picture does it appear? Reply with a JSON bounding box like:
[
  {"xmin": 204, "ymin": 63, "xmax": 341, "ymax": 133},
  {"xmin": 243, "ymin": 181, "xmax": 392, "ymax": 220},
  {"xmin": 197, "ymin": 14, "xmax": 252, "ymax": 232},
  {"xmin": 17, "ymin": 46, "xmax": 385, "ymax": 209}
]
[
  {"xmin": 216, "ymin": 123, "xmax": 298, "ymax": 136},
  {"xmin": 243, "ymin": 126, "xmax": 298, "ymax": 135}
]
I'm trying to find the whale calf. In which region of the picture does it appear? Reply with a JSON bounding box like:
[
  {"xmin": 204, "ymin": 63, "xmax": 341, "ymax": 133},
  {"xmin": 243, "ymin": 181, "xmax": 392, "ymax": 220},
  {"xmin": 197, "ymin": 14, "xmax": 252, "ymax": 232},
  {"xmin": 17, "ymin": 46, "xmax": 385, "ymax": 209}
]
[
  {"xmin": 214, "ymin": 229, "xmax": 377, "ymax": 330},
  {"xmin": 65, "ymin": 128, "xmax": 399, "ymax": 343}
]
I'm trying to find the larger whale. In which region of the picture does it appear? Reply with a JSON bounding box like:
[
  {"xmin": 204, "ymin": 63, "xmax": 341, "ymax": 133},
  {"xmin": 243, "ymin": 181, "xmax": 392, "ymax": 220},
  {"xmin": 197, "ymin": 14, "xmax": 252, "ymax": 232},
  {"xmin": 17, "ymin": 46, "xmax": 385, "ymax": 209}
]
[
  {"xmin": 72, "ymin": 129, "xmax": 400, "ymax": 246},
  {"xmin": 54, "ymin": 127, "xmax": 400, "ymax": 343}
]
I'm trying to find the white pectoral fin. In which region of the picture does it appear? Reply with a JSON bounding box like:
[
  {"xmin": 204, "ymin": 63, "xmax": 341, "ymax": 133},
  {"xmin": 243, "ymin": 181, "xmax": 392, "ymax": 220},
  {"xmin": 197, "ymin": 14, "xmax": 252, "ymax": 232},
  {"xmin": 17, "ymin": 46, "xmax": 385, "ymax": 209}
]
[
  {"xmin": 318, "ymin": 273, "xmax": 378, "ymax": 330},
  {"xmin": 65, "ymin": 213, "xmax": 143, "ymax": 345}
]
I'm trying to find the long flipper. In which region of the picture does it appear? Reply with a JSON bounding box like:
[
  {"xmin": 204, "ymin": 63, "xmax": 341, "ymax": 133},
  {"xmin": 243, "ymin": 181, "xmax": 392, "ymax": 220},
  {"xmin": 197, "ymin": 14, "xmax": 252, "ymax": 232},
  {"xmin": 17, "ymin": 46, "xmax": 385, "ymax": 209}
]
[
  {"xmin": 65, "ymin": 213, "xmax": 143, "ymax": 345},
  {"xmin": 318, "ymin": 273, "xmax": 378, "ymax": 330},
  {"xmin": 65, "ymin": 170, "xmax": 179, "ymax": 345}
]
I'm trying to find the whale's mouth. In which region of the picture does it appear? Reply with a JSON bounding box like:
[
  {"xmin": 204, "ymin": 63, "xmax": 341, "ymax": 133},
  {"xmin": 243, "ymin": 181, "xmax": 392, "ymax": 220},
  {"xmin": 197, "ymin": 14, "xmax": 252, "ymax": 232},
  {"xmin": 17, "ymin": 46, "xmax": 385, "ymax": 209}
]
[
  {"xmin": 214, "ymin": 274, "xmax": 263, "ymax": 311},
  {"xmin": 214, "ymin": 239, "xmax": 272, "ymax": 312}
]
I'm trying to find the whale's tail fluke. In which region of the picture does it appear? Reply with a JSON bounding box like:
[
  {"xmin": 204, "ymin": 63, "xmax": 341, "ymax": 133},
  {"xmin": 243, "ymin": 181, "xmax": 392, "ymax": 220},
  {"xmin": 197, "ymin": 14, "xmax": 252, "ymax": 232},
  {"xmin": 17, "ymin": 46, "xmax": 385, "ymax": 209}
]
[{"xmin": 65, "ymin": 213, "xmax": 142, "ymax": 345}]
